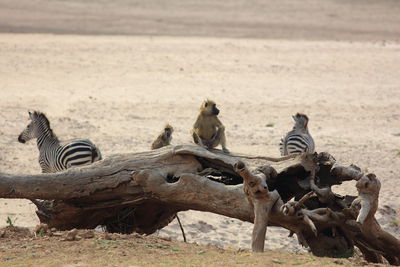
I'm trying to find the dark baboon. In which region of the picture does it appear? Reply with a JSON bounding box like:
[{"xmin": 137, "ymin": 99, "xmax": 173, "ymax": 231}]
[{"xmin": 151, "ymin": 124, "xmax": 174, "ymax": 149}]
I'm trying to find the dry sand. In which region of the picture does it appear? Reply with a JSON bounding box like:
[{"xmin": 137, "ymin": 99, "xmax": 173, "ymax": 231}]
[
  {"xmin": 0, "ymin": 0, "xmax": 400, "ymax": 252},
  {"xmin": 1, "ymin": 0, "xmax": 400, "ymax": 41}
]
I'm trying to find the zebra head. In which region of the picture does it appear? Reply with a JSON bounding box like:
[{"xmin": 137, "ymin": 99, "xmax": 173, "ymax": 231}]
[
  {"xmin": 292, "ymin": 113, "xmax": 309, "ymax": 130},
  {"xmin": 18, "ymin": 111, "xmax": 51, "ymax": 143}
]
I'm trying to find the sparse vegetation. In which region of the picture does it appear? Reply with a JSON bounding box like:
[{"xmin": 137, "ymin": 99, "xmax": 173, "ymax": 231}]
[
  {"xmin": 36, "ymin": 229, "xmax": 45, "ymax": 237},
  {"xmin": 6, "ymin": 216, "xmax": 16, "ymax": 227},
  {"xmin": 391, "ymin": 149, "xmax": 400, "ymax": 157},
  {"xmin": 292, "ymin": 262, "xmax": 307, "ymax": 265},
  {"xmin": 265, "ymin": 122, "xmax": 275, "ymax": 127},
  {"xmin": 0, "ymin": 227, "xmax": 388, "ymax": 267}
]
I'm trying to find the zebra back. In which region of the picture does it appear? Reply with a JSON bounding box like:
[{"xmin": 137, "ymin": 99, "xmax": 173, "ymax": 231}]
[
  {"xmin": 279, "ymin": 131, "xmax": 315, "ymax": 156},
  {"xmin": 279, "ymin": 113, "xmax": 315, "ymax": 156},
  {"xmin": 57, "ymin": 139, "xmax": 102, "ymax": 170}
]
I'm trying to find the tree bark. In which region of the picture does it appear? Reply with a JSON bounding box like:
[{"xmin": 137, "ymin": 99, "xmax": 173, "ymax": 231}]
[
  {"xmin": 234, "ymin": 161, "xmax": 280, "ymax": 252},
  {"xmin": 0, "ymin": 145, "xmax": 399, "ymax": 265}
]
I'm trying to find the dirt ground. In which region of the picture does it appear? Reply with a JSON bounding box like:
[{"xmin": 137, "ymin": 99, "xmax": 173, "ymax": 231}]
[
  {"xmin": 0, "ymin": 0, "xmax": 400, "ymax": 263},
  {"xmin": 0, "ymin": 226, "xmax": 390, "ymax": 267},
  {"xmin": 0, "ymin": 0, "xmax": 400, "ymax": 41}
]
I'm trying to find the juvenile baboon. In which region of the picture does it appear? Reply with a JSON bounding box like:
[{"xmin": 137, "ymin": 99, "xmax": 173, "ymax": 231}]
[
  {"xmin": 151, "ymin": 124, "xmax": 174, "ymax": 149},
  {"xmin": 192, "ymin": 100, "xmax": 229, "ymax": 153},
  {"xmin": 151, "ymin": 125, "xmax": 189, "ymax": 242}
]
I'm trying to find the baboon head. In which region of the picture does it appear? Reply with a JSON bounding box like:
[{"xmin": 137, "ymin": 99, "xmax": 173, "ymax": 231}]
[
  {"xmin": 292, "ymin": 113, "xmax": 309, "ymax": 129},
  {"xmin": 164, "ymin": 124, "xmax": 174, "ymax": 138},
  {"xmin": 200, "ymin": 99, "xmax": 219, "ymax": 116}
]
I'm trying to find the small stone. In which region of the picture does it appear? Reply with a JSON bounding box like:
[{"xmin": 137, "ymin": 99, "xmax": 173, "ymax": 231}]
[
  {"xmin": 333, "ymin": 259, "xmax": 344, "ymax": 265},
  {"xmin": 64, "ymin": 229, "xmax": 79, "ymax": 241},
  {"xmin": 119, "ymin": 234, "xmax": 129, "ymax": 240},
  {"xmin": 79, "ymin": 230, "xmax": 95, "ymax": 239},
  {"xmin": 131, "ymin": 233, "xmax": 142, "ymax": 239},
  {"xmin": 104, "ymin": 233, "xmax": 115, "ymax": 240},
  {"xmin": 35, "ymin": 223, "xmax": 49, "ymax": 236},
  {"xmin": 52, "ymin": 231, "xmax": 63, "ymax": 237}
]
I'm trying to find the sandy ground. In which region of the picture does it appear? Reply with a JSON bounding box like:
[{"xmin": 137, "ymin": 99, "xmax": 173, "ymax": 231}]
[
  {"xmin": 1, "ymin": 0, "xmax": 400, "ymax": 41},
  {"xmin": 1, "ymin": 34, "xmax": 399, "ymax": 251},
  {"xmin": 0, "ymin": 0, "xmax": 400, "ymax": 253}
]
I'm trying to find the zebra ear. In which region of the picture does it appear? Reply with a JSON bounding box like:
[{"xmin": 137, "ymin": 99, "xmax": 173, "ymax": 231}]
[{"xmin": 28, "ymin": 111, "xmax": 33, "ymax": 120}]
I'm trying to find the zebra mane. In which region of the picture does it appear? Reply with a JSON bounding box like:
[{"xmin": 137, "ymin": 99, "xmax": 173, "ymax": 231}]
[
  {"xmin": 293, "ymin": 113, "xmax": 309, "ymax": 130},
  {"xmin": 32, "ymin": 111, "xmax": 58, "ymax": 139},
  {"xmin": 295, "ymin": 113, "xmax": 309, "ymax": 121}
]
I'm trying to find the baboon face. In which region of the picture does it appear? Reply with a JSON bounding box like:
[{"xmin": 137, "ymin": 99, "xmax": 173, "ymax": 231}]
[
  {"xmin": 292, "ymin": 113, "xmax": 309, "ymax": 128},
  {"xmin": 164, "ymin": 124, "xmax": 174, "ymax": 138},
  {"xmin": 201, "ymin": 100, "xmax": 219, "ymax": 116}
]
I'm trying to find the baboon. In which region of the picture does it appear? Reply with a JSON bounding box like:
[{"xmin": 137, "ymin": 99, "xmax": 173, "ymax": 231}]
[
  {"xmin": 151, "ymin": 124, "xmax": 174, "ymax": 149},
  {"xmin": 192, "ymin": 100, "xmax": 229, "ymax": 153},
  {"xmin": 151, "ymin": 125, "xmax": 188, "ymax": 242}
]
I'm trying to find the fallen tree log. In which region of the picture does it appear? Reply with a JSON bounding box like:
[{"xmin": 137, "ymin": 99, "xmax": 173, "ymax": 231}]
[{"xmin": 0, "ymin": 145, "xmax": 399, "ymax": 265}]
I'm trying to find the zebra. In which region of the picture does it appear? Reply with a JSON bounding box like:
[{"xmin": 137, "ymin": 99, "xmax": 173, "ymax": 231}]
[
  {"xmin": 279, "ymin": 113, "xmax": 315, "ymax": 156},
  {"xmin": 18, "ymin": 111, "xmax": 102, "ymax": 173}
]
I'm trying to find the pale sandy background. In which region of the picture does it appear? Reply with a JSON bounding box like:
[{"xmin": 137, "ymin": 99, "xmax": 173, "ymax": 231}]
[{"xmin": 0, "ymin": 0, "xmax": 399, "ymax": 251}]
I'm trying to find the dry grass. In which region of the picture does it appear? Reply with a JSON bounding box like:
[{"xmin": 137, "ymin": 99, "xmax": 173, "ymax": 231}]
[{"xmin": 0, "ymin": 227, "xmax": 388, "ymax": 267}]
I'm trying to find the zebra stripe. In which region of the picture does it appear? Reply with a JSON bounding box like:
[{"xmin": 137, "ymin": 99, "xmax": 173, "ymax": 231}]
[
  {"xmin": 18, "ymin": 111, "xmax": 102, "ymax": 173},
  {"xmin": 279, "ymin": 113, "xmax": 315, "ymax": 156},
  {"xmin": 280, "ymin": 134, "xmax": 314, "ymax": 155}
]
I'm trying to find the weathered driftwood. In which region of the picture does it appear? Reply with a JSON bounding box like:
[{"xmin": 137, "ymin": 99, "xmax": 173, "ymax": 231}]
[
  {"xmin": 234, "ymin": 161, "xmax": 280, "ymax": 252},
  {"xmin": 0, "ymin": 145, "xmax": 399, "ymax": 265}
]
